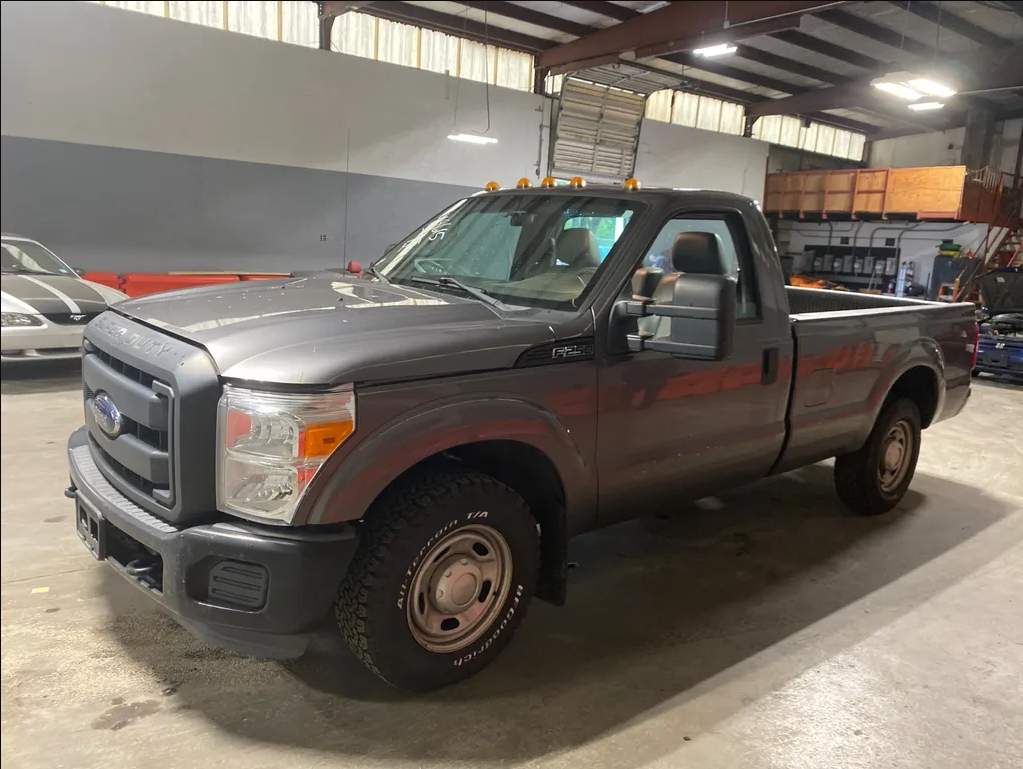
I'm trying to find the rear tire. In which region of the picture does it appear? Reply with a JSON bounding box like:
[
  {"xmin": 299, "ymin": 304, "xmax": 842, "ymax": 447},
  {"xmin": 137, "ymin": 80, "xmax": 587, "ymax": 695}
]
[
  {"xmin": 335, "ymin": 468, "xmax": 538, "ymax": 691},
  {"xmin": 834, "ymin": 398, "xmax": 922, "ymax": 516}
]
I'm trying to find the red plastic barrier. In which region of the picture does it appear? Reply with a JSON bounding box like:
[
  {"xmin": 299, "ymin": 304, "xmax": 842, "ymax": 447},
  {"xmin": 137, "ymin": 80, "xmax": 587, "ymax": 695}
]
[
  {"xmin": 81, "ymin": 271, "xmax": 121, "ymax": 291},
  {"xmin": 120, "ymin": 273, "xmax": 240, "ymax": 298}
]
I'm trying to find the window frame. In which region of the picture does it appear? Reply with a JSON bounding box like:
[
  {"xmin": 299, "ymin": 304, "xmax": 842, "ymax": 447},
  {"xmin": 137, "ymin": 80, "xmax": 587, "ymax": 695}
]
[{"xmin": 629, "ymin": 207, "xmax": 764, "ymax": 324}]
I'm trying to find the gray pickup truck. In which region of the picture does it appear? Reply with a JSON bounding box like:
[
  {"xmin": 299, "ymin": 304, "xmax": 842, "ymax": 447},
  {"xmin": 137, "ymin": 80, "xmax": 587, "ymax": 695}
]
[{"xmin": 67, "ymin": 184, "xmax": 977, "ymax": 691}]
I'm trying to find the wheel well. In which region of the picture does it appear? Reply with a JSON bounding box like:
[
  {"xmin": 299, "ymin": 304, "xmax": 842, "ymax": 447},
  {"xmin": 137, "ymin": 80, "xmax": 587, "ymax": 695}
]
[
  {"xmin": 886, "ymin": 366, "xmax": 939, "ymax": 427},
  {"xmin": 373, "ymin": 440, "xmax": 569, "ymax": 606}
]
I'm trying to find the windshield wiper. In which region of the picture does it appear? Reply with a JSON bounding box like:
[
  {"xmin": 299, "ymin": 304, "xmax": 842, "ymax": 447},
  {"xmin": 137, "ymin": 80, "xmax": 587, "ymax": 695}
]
[
  {"xmin": 405, "ymin": 275, "xmax": 502, "ymax": 307},
  {"xmin": 363, "ymin": 262, "xmax": 390, "ymax": 283}
]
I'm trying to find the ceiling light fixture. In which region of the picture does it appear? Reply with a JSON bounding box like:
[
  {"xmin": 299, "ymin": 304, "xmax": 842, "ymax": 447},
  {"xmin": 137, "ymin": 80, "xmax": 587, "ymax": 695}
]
[
  {"xmin": 906, "ymin": 78, "xmax": 957, "ymax": 99},
  {"xmin": 693, "ymin": 43, "xmax": 737, "ymax": 57},
  {"xmin": 448, "ymin": 133, "xmax": 498, "ymax": 145},
  {"xmin": 871, "ymin": 81, "xmax": 923, "ymax": 101},
  {"xmin": 908, "ymin": 101, "xmax": 945, "ymax": 111},
  {"xmin": 870, "ymin": 72, "xmax": 957, "ymax": 103}
]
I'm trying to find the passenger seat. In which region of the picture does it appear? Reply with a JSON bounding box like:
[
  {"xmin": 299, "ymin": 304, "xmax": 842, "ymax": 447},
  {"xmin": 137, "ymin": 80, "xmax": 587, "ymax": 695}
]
[{"xmin": 639, "ymin": 231, "xmax": 726, "ymax": 337}]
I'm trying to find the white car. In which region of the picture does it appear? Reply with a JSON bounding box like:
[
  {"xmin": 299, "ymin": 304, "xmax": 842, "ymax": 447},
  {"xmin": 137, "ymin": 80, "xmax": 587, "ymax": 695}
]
[{"xmin": 1, "ymin": 233, "xmax": 127, "ymax": 362}]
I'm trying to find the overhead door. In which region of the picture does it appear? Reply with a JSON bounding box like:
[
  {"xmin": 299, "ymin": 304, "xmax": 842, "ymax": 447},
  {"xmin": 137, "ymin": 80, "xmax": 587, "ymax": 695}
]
[{"xmin": 550, "ymin": 62, "xmax": 681, "ymax": 183}]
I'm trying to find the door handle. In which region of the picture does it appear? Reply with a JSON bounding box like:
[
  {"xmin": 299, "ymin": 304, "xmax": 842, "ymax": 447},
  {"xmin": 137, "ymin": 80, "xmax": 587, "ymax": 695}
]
[{"xmin": 762, "ymin": 348, "xmax": 780, "ymax": 385}]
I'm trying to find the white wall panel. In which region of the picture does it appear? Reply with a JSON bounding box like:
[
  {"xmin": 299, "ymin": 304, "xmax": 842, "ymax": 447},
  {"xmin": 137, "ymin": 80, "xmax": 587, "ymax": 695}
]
[
  {"xmin": 635, "ymin": 120, "xmax": 769, "ymax": 201},
  {"xmin": 0, "ymin": 1, "xmax": 545, "ymax": 189}
]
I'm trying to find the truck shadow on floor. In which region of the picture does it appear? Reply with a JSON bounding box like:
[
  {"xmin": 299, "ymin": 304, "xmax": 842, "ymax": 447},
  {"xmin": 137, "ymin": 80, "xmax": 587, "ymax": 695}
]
[
  {"xmin": 106, "ymin": 464, "xmax": 1015, "ymax": 764},
  {"xmin": 1, "ymin": 360, "xmax": 81, "ymax": 394}
]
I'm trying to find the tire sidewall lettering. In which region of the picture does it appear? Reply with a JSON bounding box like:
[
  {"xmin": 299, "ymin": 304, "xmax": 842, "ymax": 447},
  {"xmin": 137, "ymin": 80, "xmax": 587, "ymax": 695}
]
[
  {"xmin": 453, "ymin": 583, "xmax": 524, "ymax": 667},
  {"xmin": 395, "ymin": 511, "xmax": 490, "ymax": 610}
]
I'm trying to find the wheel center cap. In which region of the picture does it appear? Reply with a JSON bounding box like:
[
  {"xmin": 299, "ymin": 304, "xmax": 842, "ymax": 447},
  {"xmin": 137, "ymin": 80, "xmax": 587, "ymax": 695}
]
[
  {"xmin": 885, "ymin": 443, "xmax": 903, "ymax": 469},
  {"xmin": 432, "ymin": 557, "xmax": 481, "ymax": 613}
]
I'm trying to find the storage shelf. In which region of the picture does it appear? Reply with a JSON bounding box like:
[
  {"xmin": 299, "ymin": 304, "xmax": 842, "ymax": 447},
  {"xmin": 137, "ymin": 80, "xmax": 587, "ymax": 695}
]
[{"xmin": 763, "ymin": 165, "xmax": 1023, "ymax": 227}]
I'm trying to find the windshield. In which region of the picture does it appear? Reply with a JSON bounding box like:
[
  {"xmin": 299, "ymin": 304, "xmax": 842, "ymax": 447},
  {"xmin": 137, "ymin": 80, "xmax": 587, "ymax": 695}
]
[
  {"xmin": 376, "ymin": 193, "xmax": 643, "ymax": 310},
  {"xmin": 1, "ymin": 239, "xmax": 74, "ymax": 276}
]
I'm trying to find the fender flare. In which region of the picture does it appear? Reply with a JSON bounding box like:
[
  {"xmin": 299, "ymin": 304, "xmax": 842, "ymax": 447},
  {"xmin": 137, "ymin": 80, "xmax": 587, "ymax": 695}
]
[{"xmin": 297, "ymin": 395, "xmax": 593, "ymax": 526}]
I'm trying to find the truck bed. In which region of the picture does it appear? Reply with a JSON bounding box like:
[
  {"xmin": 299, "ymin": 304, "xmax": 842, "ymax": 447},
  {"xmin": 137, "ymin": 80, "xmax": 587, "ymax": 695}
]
[{"xmin": 776, "ymin": 286, "xmax": 976, "ymax": 474}]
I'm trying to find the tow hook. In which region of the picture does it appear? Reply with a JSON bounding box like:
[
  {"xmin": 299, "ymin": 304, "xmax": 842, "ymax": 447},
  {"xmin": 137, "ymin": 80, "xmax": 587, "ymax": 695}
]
[{"xmin": 64, "ymin": 484, "xmax": 77, "ymax": 500}]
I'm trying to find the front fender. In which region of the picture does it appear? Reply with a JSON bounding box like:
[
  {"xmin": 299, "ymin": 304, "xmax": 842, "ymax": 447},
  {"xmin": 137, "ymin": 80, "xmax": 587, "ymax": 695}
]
[{"xmin": 296, "ymin": 395, "xmax": 593, "ymax": 526}]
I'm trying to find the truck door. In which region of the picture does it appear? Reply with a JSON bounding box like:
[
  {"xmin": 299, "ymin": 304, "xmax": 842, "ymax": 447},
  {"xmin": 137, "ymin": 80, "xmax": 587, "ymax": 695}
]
[{"xmin": 595, "ymin": 207, "xmax": 793, "ymax": 523}]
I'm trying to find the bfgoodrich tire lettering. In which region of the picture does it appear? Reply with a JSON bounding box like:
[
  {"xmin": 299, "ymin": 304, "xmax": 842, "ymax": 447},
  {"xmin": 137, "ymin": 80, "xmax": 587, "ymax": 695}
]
[
  {"xmin": 335, "ymin": 468, "xmax": 538, "ymax": 691},
  {"xmin": 834, "ymin": 398, "xmax": 922, "ymax": 516}
]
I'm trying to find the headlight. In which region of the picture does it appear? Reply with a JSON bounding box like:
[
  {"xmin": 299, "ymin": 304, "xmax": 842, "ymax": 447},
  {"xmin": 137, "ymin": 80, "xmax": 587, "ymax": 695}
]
[
  {"xmin": 216, "ymin": 386, "xmax": 356, "ymax": 523},
  {"xmin": 1, "ymin": 312, "xmax": 42, "ymax": 327}
]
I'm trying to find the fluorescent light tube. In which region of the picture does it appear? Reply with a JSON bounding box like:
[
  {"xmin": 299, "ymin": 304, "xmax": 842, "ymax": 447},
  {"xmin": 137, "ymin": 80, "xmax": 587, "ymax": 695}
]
[
  {"xmin": 908, "ymin": 101, "xmax": 945, "ymax": 111},
  {"xmin": 448, "ymin": 133, "xmax": 498, "ymax": 145},
  {"xmin": 693, "ymin": 44, "xmax": 737, "ymax": 57},
  {"xmin": 871, "ymin": 81, "xmax": 922, "ymax": 100},
  {"xmin": 907, "ymin": 78, "xmax": 956, "ymax": 98}
]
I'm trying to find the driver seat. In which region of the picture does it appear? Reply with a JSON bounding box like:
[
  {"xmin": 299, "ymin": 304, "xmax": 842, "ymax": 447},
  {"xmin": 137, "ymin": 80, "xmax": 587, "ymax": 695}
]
[
  {"xmin": 639, "ymin": 231, "xmax": 727, "ymax": 337},
  {"xmin": 555, "ymin": 228, "xmax": 601, "ymax": 271}
]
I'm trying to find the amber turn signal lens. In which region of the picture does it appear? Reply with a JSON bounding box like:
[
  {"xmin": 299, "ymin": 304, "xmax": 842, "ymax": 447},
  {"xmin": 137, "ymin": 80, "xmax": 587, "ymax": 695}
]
[
  {"xmin": 302, "ymin": 420, "xmax": 355, "ymax": 458},
  {"xmin": 623, "ymin": 178, "xmax": 641, "ymax": 191},
  {"xmin": 484, "ymin": 181, "xmax": 501, "ymax": 192},
  {"xmin": 569, "ymin": 176, "xmax": 586, "ymax": 188},
  {"xmin": 540, "ymin": 176, "xmax": 557, "ymax": 188},
  {"xmin": 516, "ymin": 177, "xmax": 533, "ymax": 189}
]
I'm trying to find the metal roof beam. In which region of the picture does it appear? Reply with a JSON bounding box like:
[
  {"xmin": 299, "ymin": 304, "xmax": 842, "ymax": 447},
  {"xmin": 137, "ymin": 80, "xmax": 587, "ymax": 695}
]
[
  {"xmin": 815, "ymin": 8, "xmax": 938, "ymax": 59},
  {"xmin": 662, "ymin": 53, "xmax": 802, "ymax": 94},
  {"xmin": 734, "ymin": 45, "xmax": 851, "ymax": 85},
  {"xmin": 536, "ymin": 2, "xmax": 851, "ymax": 75},
  {"xmin": 887, "ymin": 1, "xmax": 1012, "ymax": 49},
  {"xmin": 319, "ymin": 1, "xmax": 374, "ymax": 20},
  {"xmin": 557, "ymin": 1, "xmax": 639, "ymax": 23},
  {"xmin": 451, "ymin": 1, "xmax": 597, "ymax": 39},
  {"xmin": 357, "ymin": 1, "xmax": 554, "ymax": 53},
  {"xmin": 768, "ymin": 29, "xmax": 882, "ymax": 69},
  {"xmin": 746, "ymin": 48, "xmax": 1023, "ymax": 119}
]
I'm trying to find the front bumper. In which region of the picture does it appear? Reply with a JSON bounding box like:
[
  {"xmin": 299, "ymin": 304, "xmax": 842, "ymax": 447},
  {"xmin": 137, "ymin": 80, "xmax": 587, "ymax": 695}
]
[
  {"xmin": 2, "ymin": 321, "xmax": 85, "ymax": 361},
  {"xmin": 68, "ymin": 426, "xmax": 358, "ymax": 658}
]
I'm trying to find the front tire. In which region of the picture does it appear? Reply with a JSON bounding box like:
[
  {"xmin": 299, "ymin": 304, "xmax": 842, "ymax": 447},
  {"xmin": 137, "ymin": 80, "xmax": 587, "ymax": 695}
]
[
  {"xmin": 834, "ymin": 398, "xmax": 922, "ymax": 516},
  {"xmin": 335, "ymin": 468, "xmax": 538, "ymax": 691}
]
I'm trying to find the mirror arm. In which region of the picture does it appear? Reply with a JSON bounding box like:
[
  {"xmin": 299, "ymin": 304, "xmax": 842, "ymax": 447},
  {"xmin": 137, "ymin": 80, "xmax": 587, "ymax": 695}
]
[{"xmin": 622, "ymin": 300, "xmax": 720, "ymax": 320}]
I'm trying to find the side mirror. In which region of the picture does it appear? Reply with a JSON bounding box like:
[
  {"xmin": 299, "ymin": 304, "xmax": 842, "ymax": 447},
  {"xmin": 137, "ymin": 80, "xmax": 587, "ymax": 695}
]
[
  {"xmin": 73, "ymin": 267, "xmax": 85, "ymax": 277},
  {"xmin": 622, "ymin": 273, "xmax": 736, "ymax": 361}
]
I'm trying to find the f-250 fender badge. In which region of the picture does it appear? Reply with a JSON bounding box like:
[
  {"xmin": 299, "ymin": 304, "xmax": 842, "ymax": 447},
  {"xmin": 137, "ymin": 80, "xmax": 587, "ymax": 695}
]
[
  {"xmin": 552, "ymin": 344, "xmax": 594, "ymax": 359},
  {"xmin": 515, "ymin": 337, "xmax": 596, "ymax": 367}
]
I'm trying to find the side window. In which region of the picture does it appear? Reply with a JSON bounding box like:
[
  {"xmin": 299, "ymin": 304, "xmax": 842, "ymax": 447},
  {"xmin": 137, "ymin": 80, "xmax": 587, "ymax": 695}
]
[
  {"xmin": 643, "ymin": 214, "xmax": 761, "ymax": 320},
  {"xmin": 563, "ymin": 212, "xmax": 633, "ymax": 262}
]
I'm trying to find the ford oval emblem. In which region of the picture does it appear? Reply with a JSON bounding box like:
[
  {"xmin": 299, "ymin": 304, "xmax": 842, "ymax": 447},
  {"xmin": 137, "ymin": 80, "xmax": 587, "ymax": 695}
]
[{"xmin": 92, "ymin": 392, "xmax": 123, "ymax": 438}]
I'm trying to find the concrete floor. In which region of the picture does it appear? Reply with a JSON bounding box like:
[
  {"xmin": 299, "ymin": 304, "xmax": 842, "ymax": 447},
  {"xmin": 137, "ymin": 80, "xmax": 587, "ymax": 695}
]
[{"xmin": 1, "ymin": 363, "xmax": 1021, "ymax": 769}]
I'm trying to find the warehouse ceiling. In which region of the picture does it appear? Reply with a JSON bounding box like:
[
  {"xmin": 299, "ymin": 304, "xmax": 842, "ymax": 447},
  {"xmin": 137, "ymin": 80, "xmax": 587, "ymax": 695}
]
[{"xmin": 327, "ymin": 1, "xmax": 1023, "ymax": 140}]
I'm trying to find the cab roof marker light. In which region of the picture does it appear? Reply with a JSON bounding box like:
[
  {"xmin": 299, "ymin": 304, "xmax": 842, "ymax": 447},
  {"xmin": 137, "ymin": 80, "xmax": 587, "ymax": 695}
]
[
  {"xmin": 448, "ymin": 133, "xmax": 499, "ymax": 145},
  {"xmin": 540, "ymin": 176, "xmax": 557, "ymax": 188}
]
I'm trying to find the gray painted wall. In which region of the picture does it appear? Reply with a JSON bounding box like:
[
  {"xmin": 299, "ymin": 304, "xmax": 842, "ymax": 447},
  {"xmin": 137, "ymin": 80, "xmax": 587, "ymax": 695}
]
[{"xmin": 1, "ymin": 136, "xmax": 474, "ymax": 273}]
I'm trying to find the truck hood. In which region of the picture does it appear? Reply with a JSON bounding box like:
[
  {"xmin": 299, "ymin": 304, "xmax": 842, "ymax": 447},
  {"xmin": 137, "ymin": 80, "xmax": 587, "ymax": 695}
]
[
  {"xmin": 978, "ymin": 268, "xmax": 1022, "ymax": 315},
  {"xmin": 115, "ymin": 275, "xmax": 556, "ymax": 385}
]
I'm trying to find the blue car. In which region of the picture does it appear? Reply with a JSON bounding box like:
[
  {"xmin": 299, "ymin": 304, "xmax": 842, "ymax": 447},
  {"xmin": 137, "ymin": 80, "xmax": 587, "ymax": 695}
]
[{"xmin": 973, "ymin": 267, "xmax": 1022, "ymax": 382}]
